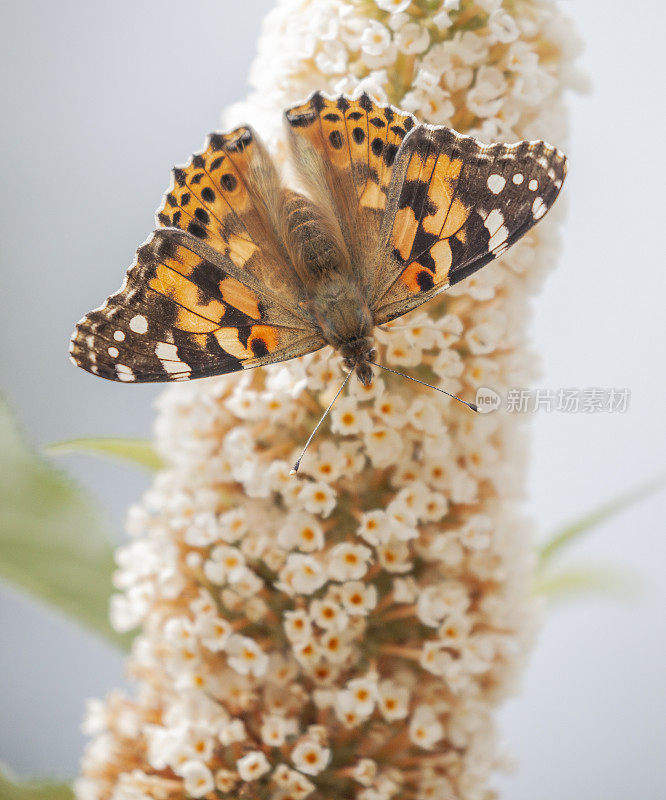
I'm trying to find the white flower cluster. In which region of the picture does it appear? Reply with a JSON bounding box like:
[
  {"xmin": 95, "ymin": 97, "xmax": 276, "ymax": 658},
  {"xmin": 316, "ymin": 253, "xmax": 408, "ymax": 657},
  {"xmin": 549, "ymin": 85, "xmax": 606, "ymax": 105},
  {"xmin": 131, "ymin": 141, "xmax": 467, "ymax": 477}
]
[{"xmin": 77, "ymin": 2, "xmax": 580, "ymax": 800}]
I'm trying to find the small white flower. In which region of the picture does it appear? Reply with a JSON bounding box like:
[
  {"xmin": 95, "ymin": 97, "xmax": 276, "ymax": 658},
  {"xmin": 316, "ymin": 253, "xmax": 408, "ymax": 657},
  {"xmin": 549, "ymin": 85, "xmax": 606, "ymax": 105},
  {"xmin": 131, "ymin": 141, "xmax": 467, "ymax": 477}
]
[
  {"xmin": 331, "ymin": 397, "xmax": 372, "ymax": 436},
  {"xmin": 409, "ymin": 705, "xmax": 444, "ymax": 749},
  {"xmin": 489, "ymin": 9, "xmax": 519, "ymax": 43},
  {"xmin": 260, "ymin": 714, "xmax": 294, "ymax": 747},
  {"xmin": 373, "ymin": 393, "xmax": 407, "ymax": 428},
  {"xmin": 340, "ymin": 581, "xmax": 377, "ymax": 615},
  {"xmin": 203, "ymin": 545, "xmax": 245, "ymax": 585},
  {"xmin": 196, "ymin": 615, "xmax": 231, "ymax": 652},
  {"xmin": 291, "ymin": 738, "xmax": 331, "ymax": 776},
  {"xmin": 214, "ymin": 769, "xmax": 238, "ymax": 793},
  {"xmin": 319, "ymin": 630, "xmax": 352, "ymax": 663},
  {"xmin": 299, "ymin": 481, "xmax": 337, "ymax": 518},
  {"xmin": 395, "ymin": 21, "xmax": 430, "ymax": 55},
  {"xmin": 345, "ymin": 676, "xmax": 377, "ymax": 716},
  {"xmin": 459, "ymin": 515, "xmax": 493, "ymax": 550},
  {"xmin": 236, "ymin": 750, "xmax": 271, "ymax": 782},
  {"xmin": 364, "ymin": 426, "xmax": 403, "ymax": 468},
  {"xmin": 226, "ymin": 634, "xmax": 268, "ymax": 677},
  {"xmin": 357, "ymin": 509, "xmax": 390, "ymax": 546},
  {"xmin": 377, "ymin": 679, "xmax": 410, "ymax": 721},
  {"xmin": 361, "ymin": 21, "xmax": 391, "ymax": 57},
  {"xmin": 433, "ymin": 10, "xmax": 453, "ymax": 30},
  {"xmin": 278, "ymin": 512, "xmax": 325, "ymax": 552},
  {"xmin": 181, "ymin": 761, "xmax": 214, "ymax": 798},
  {"xmin": 352, "ymin": 758, "xmax": 378, "ymax": 787},
  {"xmin": 281, "ymin": 553, "xmax": 328, "ymax": 595},
  {"xmin": 284, "ymin": 608, "xmax": 314, "ymax": 642},
  {"xmin": 315, "ymin": 39, "xmax": 348, "ymax": 74},
  {"xmin": 328, "ymin": 543, "xmax": 373, "ymax": 581},
  {"xmin": 310, "ymin": 597, "xmax": 349, "ymax": 631},
  {"xmin": 417, "ymin": 582, "xmax": 470, "ymax": 628},
  {"xmin": 376, "ymin": 537, "xmax": 412, "ymax": 573}
]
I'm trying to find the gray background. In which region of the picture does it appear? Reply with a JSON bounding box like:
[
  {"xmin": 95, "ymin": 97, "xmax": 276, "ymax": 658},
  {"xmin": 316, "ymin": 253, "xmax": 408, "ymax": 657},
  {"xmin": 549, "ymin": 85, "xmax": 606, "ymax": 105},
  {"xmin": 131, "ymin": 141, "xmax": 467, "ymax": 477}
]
[{"xmin": 1, "ymin": 1, "xmax": 664, "ymax": 796}]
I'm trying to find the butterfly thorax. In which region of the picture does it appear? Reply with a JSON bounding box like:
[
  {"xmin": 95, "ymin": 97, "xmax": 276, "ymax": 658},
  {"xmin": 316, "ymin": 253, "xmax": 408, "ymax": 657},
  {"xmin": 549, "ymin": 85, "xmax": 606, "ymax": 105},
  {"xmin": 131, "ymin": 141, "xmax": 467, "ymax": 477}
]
[{"xmin": 281, "ymin": 192, "xmax": 376, "ymax": 385}]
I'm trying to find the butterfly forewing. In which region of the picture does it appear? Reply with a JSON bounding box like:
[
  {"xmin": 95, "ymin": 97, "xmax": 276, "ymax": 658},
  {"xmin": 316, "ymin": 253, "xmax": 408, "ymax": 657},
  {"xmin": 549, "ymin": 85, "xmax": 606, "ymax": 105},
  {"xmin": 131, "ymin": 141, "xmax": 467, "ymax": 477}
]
[{"xmin": 285, "ymin": 91, "xmax": 418, "ymax": 298}]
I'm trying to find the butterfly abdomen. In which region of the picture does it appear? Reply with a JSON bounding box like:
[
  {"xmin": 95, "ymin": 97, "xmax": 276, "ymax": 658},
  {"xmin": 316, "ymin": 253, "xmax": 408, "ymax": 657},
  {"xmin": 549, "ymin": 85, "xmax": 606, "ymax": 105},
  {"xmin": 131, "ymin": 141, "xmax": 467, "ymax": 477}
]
[{"xmin": 280, "ymin": 191, "xmax": 348, "ymax": 286}]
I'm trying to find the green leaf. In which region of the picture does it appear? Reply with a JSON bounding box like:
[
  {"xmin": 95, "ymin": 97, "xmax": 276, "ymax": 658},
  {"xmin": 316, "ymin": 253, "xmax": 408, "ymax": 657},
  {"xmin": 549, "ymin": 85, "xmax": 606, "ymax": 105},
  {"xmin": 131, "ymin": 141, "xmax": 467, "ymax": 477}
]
[
  {"xmin": 0, "ymin": 766, "xmax": 73, "ymax": 800},
  {"xmin": 534, "ymin": 566, "xmax": 638, "ymax": 601},
  {"xmin": 0, "ymin": 398, "xmax": 131, "ymax": 650},
  {"xmin": 538, "ymin": 475, "xmax": 666, "ymax": 567},
  {"xmin": 44, "ymin": 437, "xmax": 164, "ymax": 472}
]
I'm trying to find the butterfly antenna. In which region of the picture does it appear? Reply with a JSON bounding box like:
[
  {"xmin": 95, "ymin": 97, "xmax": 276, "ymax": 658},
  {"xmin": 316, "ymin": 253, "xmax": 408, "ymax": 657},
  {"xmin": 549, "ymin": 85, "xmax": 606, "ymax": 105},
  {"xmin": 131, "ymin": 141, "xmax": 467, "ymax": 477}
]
[
  {"xmin": 367, "ymin": 360, "xmax": 478, "ymax": 412},
  {"xmin": 291, "ymin": 369, "xmax": 353, "ymax": 475}
]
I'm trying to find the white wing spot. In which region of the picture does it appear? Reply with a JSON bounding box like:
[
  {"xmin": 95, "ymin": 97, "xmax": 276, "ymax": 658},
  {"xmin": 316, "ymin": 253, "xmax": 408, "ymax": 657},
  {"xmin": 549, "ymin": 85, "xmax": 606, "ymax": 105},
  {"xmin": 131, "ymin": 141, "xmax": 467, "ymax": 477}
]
[
  {"xmin": 155, "ymin": 342, "xmax": 192, "ymax": 377},
  {"xmin": 130, "ymin": 315, "xmax": 148, "ymax": 334},
  {"xmin": 529, "ymin": 179, "xmax": 538, "ymax": 191},
  {"xmin": 107, "ymin": 346, "xmax": 119, "ymax": 358},
  {"xmin": 483, "ymin": 208, "xmax": 505, "ymax": 236},
  {"xmin": 487, "ymin": 174, "xmax": 506, "ymax": 194},
  {"xmin": 488, "ymin": 225, "xmax": 509, "ymax": 250},
  {"xmin": 115, "ymin": 364, "xmax": 135, "ymax": 382},
  {"xmin": 532, "ymin": 196, "xmax": 547, "ymax": 219},
  {"xmin": 512, "ymin": 173, "xmax": 524, "ymax": 185},
  {"xmin": 113, "ymin": 330, "xmax": 125, "ymax": 342}
]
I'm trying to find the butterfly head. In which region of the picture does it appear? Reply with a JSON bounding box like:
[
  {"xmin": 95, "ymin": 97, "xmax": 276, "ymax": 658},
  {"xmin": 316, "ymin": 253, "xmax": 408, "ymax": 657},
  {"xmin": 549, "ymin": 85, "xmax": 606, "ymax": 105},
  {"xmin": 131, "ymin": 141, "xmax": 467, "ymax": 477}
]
[{"xmin": 340, "ymin": 337, "xmax": 376, "ymax": 387}]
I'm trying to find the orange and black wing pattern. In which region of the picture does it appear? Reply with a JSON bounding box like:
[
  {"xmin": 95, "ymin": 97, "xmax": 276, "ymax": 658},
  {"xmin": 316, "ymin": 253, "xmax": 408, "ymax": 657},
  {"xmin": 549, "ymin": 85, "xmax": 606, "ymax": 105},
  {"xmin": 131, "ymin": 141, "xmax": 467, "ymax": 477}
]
[
  {"xmin": 372, "ymin": 125, "xmax": 567, "ymax": 323},
  {"xmin": 285, "ymin": 91, "xmax": 418, "ymax": 294},
  {"xmin": 70, "ymin": 128, "xmax": 323, "ymax": 383}
]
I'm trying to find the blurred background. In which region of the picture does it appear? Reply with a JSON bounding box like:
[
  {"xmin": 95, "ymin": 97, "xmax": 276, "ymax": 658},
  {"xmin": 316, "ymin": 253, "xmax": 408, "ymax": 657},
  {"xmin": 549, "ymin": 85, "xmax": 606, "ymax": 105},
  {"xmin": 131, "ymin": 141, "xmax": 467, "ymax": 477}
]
[{"xmin": 1, "ymin": 2, "xmax": 664, "ymax": 797}]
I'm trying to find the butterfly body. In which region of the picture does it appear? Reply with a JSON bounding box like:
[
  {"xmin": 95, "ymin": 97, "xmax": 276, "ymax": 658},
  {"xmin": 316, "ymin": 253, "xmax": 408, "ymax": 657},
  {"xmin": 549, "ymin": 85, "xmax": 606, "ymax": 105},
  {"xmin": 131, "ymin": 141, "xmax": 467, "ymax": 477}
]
[{"xmin": 70, "ymin": 91, "xmax": 566, "ymax": 387}]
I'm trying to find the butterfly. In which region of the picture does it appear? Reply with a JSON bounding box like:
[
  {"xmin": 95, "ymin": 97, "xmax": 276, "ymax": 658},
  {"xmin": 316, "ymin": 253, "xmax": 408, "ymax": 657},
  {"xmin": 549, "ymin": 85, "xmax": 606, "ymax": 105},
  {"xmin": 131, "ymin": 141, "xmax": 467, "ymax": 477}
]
[{"xmin": 70, "ymin": 91, "xmax": 566, "ymax": 390}]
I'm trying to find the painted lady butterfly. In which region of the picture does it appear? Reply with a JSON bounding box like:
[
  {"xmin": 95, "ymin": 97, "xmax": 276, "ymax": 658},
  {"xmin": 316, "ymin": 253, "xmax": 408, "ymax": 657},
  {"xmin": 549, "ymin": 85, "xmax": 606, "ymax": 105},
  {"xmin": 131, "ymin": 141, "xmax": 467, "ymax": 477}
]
[{"xmin": 70, "ymin": 91, "xmax": 566, "ymax": 389}]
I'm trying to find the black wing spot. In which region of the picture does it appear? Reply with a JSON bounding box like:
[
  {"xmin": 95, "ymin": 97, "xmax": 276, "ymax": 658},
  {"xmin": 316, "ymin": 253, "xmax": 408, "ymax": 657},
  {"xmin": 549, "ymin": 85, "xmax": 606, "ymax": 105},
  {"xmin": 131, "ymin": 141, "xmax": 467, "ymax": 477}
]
[
  {"xmin": 324, "ymin": 112, "xmax": 341, "ymax": 122},
  {"xmin": 311, "ymin": 92, "xmax": 325, "ymax": 112},
  {"xmin": 201, "ymin": 187, "xmax": 215, "ymax": 203},
  {"xmin": 250, "ymin": 337, "xmax": 269, "ymax": 358},
  {"xmin": 329, "ymin": 129, "xmax": 344, "ymax": 149},
  {"xmin": 416, "ymin": 270, "xmax": 434, "ymax": 291},
  {"xmin": 210, "ymin": 156, "xmax": 224, "ymax": 171},
  {"xmin": 352, "ymin": 127, "xmax": 365, "ymax": 144},
  {"xmin": 187, "ymin": 221, "xmax": 207, "ymax": 239},
  {"xmin": 371, "ymin": 137, "xmax": 384, "ymax": 157},
  {"xmin": 194, "ymin": 208, "xmax": 210, "ymax": 224},
  {"xmin": 384, "ymin": 142, "xmax": 399, "ymax": 166},
  {"xmin": 221, "ymin": 173, "xmax": 238, "ymax": 191},
  {"xmin": 359, "ymin": 93, "xmax": 374, "ymax": 112},
  {"xmin": 336, "ymin": 96, "xmax": 350, "ymax": 113}
]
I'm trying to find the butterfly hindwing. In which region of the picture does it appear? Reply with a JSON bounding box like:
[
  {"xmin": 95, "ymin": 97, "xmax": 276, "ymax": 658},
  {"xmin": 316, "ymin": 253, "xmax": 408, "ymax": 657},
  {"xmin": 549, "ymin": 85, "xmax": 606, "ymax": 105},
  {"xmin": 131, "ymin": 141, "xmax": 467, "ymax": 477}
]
[
  {"xmin": 70, "ymin": 229, "xmax": 325, "ymax": 383},
  {"xmin": 372, "ymin": 125, "xmax": 567, "ymax": 324}
]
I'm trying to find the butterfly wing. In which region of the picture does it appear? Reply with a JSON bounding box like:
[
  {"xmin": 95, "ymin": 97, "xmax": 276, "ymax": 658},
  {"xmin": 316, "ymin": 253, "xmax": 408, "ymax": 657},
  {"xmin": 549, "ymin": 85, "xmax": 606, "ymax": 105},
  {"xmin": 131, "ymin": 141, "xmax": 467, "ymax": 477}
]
[
  {"xmin": 70, "ymin": 128, "xmax": 325, "ymax": 383},
  {"xmin": 371, "ymin": 125, "xmax": 567, "ymax": 324},
  {"xmin": 285, "ymin": 91, "xmax": 418, "ymax": 297}
]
